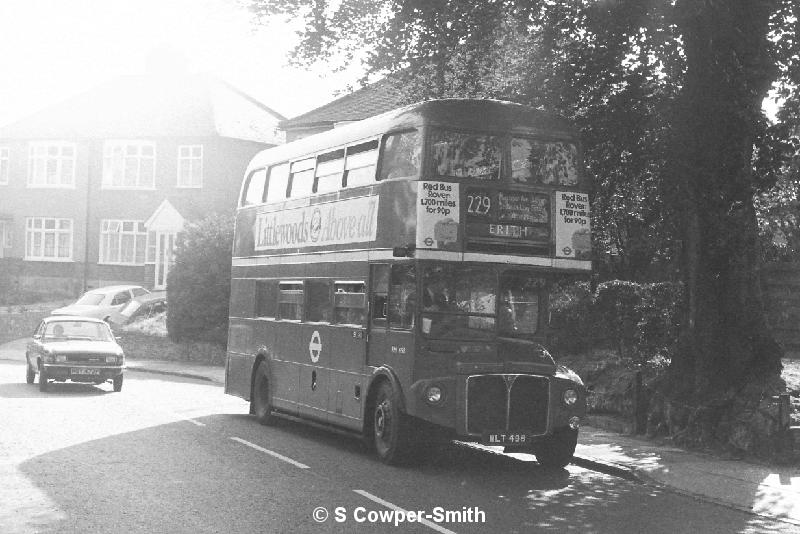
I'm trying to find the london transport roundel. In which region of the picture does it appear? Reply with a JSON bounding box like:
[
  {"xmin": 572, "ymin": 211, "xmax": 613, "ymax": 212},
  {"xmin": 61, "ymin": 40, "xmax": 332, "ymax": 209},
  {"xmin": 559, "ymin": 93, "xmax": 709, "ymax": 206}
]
[{"xmin": 309, "ymin": 330, "xmax": 322, "ymax": 363}]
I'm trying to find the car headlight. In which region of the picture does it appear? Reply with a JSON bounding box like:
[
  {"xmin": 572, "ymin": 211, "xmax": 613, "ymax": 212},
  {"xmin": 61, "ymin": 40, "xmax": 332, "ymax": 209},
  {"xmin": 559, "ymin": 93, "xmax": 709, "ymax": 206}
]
[
  {"xmin": 55, "ymin": 355, "xmax": 67, "ymax": 363},
  {"xmin": 563, "ymin": 389, "xmax": 579, "ymax": 406},
  {"xmin": 106, "ymin": 355, "xmax": 118, "ymax": 364},
  {"xmin": 425, "ymin": 385, "xmax": 444, "ymax": 405},
  {"xmin": 44, "ymin": 355, "xmax": 54, "ymax": 363}
]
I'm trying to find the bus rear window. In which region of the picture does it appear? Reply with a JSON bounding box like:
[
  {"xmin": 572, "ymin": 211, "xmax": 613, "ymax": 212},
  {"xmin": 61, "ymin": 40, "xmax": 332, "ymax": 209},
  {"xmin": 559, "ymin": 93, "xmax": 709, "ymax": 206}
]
[
  {"xmin": 511, "ymin": 138, "xmax": 578, "ymax": 186},
  {"xmin": 241, "ymin": 168, "xmax": 267, "ymax": 207},
  {"xmin": 432, "ymin": 130, "xmax": 501, "ymax": 181}
]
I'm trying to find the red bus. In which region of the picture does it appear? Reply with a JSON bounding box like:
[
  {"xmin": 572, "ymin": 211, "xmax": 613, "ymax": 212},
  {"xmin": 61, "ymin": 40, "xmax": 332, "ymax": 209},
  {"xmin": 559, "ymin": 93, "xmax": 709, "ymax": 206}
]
[{"xmin": 225, "ymin": 99, "xmax": 589, "ymax": 466}]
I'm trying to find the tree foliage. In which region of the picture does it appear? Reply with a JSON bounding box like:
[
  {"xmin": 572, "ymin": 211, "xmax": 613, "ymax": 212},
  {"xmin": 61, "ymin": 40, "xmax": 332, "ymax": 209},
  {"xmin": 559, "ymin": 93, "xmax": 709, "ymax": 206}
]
[
  {"xmin": 166, "ymin": 214, "xmax": 233, "ymax": 346},
  {"xmin": 249, "ymin": 0, "xmax": 800, "ymax": 454}
]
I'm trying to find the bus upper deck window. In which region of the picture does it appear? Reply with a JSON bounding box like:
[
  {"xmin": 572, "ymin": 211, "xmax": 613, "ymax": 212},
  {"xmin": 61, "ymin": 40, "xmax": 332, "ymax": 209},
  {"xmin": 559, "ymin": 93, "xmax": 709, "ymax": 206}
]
[
  {"xmin": 315, "ymin": 149, "xmax": 345, "ymax": 194},
  {"xmin": 289, "ymin": 158, "xmax": 315, "ymax": 198},
  {"xmin": 241, "ymin": 168, "xmax": 267, "ymax": 207},
  {"xmin": 432, "ymin": 130, "xmax": 500, "ymax": 181},
  {"xmin": 511, "ymin": 138, "xmax": 578, "ymax": 186},
  {"xmin": 345, "ymin": 140, "xmax": 379, "ymax": 187},
  {"xmin": 264, "ymin": 163, "xmax": 290, "ymax": 203},
  {"xmin": 379, "ymin": 131, "xmax": 420, "ymax": 181}
]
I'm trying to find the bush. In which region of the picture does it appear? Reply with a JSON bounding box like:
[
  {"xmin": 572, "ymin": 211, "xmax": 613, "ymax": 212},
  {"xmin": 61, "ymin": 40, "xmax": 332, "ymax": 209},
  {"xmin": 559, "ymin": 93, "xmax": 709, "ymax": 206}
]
[
  {"xmin": 549, "ymin": 279, "xmax": 683, "ymax": 365},
  {"xmin": 166, "ymin": 214, "xmax": 233, "ymax": 346}
]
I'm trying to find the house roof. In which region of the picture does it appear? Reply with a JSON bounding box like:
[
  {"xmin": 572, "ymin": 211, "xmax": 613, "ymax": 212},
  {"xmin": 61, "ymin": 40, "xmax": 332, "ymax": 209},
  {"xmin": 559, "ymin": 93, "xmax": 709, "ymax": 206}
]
[
  {"xmin": 280, "ymin": 76, "xmax": 409, "ymax": 131},
  {"xmin": 0, "ymin": 74, "xmax": 286, "ymax": 144}
]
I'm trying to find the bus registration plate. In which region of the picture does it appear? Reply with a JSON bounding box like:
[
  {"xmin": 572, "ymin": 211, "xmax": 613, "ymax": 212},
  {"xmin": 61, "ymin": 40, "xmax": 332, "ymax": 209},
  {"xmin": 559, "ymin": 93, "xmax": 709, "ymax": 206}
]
[
  {"xmin": 71, "ymin": 368, "xmax": 100, "ymax": 375},
  {"xmin": 488, "ymin": 224, "xmax": 522, "ymax": 238},
  {"xmin": 483, "ymin": 433, "xmax": 529, "ymax": 445}
]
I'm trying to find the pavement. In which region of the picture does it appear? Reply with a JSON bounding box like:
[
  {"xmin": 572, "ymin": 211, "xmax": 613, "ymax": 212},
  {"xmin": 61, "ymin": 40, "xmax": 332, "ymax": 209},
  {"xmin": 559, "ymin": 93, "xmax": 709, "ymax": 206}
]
[{"xmin": 1, "ymin": 337, "xmax": 798, "ymax": 526}]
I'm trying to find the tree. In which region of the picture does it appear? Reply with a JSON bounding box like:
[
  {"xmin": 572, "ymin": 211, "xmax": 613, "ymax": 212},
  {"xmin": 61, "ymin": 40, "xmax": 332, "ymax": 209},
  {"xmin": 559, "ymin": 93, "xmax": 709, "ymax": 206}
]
[
  {"xmin": 166, "ymin": 214, "xmax": 233, "ymax": 346},
  {"xmin": 248, "ymin": 0, "xmax": 800, "ymax": 454}
]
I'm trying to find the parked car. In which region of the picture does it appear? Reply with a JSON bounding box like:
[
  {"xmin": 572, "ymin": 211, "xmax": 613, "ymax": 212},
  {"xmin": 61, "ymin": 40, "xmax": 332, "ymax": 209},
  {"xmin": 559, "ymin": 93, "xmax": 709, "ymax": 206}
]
[
  {"xmin": 107, "ymin": 291, "xmax": 167, "ymax": 327},
  {"xmin": 26, "ymin": 316, "xmax": 126, "ymax": 392},
  {"xmin": 51, "ymin": 285, "xmax": 149, "ymax": 321}
]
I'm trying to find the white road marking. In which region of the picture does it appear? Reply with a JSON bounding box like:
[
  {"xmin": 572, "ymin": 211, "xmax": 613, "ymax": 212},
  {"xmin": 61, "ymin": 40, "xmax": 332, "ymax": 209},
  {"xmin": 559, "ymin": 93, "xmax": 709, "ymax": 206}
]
[
  {"xmin": 230, "ymin": 437, "xmax": 310, "ymax": 469},
  {"xmin": 183, "ymin": 418, "xmax": 206, "ymax": 427},
  {"xmin": 353, "ymin": 489, "xmax": 458, "ymax": 534}
]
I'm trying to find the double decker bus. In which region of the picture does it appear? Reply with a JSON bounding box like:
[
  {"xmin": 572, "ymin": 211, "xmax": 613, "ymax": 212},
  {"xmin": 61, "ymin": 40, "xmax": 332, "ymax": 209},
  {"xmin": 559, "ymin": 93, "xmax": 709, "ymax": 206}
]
[{"xmin": 225, "ymin": 99, "xmax": 589, "ymax": 466}]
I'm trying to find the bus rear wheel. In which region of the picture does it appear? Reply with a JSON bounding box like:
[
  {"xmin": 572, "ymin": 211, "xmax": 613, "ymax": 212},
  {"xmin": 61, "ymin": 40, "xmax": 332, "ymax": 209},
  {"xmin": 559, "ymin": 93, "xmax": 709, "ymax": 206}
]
[
  {"xmin": 534, "ymin": 428, "xmax": 578, "ymax": 469},
  {"xmin": 372, "ymin": 381, "xmax": 416, "ymax": 465},
  {"xmin": 252, "ymin": 361, "xmax": 275, "ymax": 425}
]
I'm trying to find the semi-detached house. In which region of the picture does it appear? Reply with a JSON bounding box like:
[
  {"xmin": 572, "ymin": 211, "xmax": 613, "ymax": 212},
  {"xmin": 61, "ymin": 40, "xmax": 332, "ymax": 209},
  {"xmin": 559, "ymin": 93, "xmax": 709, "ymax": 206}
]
[{"xmin": 0, "ymin": 73, "xmax": 284, "ymax": 293}]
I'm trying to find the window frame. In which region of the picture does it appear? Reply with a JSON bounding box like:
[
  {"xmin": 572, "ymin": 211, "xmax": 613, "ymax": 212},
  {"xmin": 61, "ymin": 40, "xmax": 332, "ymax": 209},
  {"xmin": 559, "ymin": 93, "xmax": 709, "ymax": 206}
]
[
  {"xmin": 24, "ymin": 217, "xmax": 73, "ymax": 262},
  {"xmin": 102, "ymin": 140, "xmax": 156, "ymax": 190},
  {"xmin": 177, "ymin": 144, "xmax": 203, "ymax": 188},
  {"xmin": 99, "ymin": 219, "xmax": 148, "ymax": 265},
  {"xmin": 27, "ymin": 141, "xmax": 76, "ymax": 188},
  {"xmin": 0, "ymin": 146, "xmax": 9, "ymax": 185}
]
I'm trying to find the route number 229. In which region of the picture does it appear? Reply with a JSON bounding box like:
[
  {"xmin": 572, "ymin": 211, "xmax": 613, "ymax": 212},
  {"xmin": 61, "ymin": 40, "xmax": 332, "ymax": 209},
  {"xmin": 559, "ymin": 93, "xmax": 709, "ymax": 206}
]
[{"xmin": 467, "ymin": 194, "xmax": 491, "ymax": 216}]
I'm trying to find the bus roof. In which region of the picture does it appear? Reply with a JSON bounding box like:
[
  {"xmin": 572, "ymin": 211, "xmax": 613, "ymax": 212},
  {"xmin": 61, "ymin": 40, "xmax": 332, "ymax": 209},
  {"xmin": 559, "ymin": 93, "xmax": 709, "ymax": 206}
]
[{"xmin": 247, "ymin": 99, "xmax": 576, "ymax": 171}]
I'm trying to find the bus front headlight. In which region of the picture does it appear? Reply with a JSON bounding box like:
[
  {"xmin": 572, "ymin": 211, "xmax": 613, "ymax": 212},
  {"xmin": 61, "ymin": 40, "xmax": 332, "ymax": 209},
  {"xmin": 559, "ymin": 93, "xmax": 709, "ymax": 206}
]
[
  {"xmin": 563, "ymin": 389, "xmax": 579, "ymax": 406},
  {"xmin": 425, "ymin": 385, "xmax": 443, "ymax": 405}
]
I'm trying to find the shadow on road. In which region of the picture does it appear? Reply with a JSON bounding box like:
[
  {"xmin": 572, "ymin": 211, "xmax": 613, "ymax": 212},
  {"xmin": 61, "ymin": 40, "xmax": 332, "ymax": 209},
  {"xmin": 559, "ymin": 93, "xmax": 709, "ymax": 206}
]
[{"xmin": 0, "ymin": 381, "xmax": 112, "ymax": 399}]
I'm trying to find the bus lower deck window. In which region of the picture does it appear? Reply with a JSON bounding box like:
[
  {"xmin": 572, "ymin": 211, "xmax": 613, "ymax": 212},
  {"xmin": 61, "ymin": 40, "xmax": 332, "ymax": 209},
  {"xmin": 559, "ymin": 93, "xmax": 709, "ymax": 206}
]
[{"xmin": 334, "ymin": 282, "xmax": 366, "ymax": 325}]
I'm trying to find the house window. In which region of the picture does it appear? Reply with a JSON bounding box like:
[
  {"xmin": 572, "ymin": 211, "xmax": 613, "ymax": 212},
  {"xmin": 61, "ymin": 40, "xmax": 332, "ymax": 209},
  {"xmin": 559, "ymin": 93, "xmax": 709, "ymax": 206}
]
[
  {"xmin": 103, "ymin": 141, "xmax": 155, "ymax": 189},
  {"xmin": 0, "ymin": 147, "xmax": 9, "ymax": 185},
  {"xmin": 177, "ymin": 145, "xmax": 203, "ymax": 188},
  {"xmin": 99, "ymin": 220, "xmax": 147, "ymax": 265},
  {"xmin": 0, "ymin": 220, "xmax": 11, "ymax": 250},
  {"xmin": 146, "ymin": 230, "xmax": 156, "ymax": 263},
  {"xmin": 25, "ymin": 217, "xmax": 72, "ymax": 261},
  {"xmin": 27, "ymin": 142, "xmax": 76, "ymax": 187}
]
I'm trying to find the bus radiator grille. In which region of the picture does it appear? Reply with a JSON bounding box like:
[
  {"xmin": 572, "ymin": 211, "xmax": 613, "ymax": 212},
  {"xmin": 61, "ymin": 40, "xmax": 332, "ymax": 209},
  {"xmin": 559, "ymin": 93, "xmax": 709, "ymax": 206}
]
[{"xmin": 466, "ymin": 375, "xmax": 549, "ymax": 436}]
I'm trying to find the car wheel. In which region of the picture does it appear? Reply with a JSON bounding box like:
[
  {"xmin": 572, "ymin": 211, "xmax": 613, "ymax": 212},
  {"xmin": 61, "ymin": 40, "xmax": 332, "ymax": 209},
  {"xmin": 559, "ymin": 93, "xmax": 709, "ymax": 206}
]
[
  {"xmin": 251, "ymin": 361, "xmax": 274, "ymax": 425},
  {"xmin": 113, "ymin": 374, "xmax": 123, "ymax": 392},
  {"xmin": 39, "ymin": 367, "xmax": 48, "ymax": 392},
  {"xmin": 371, "ymin": 381, "xmax": 417, "ymax": 465},
  {"xmin": 534, "ymin": 428, "xmax": 578, "ymax": 469},
  {"xmin": 26, "ymin": 361, "xmax": 35, "ymax": 384}
]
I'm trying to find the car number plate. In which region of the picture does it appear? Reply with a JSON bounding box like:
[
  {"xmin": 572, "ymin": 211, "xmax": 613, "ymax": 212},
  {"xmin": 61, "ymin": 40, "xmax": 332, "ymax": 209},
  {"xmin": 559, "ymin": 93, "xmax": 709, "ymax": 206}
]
[
  {"xmin": 482, "ymin": 433, "xmax": 529, "ymax": 445},
  {"xmin": 71, "ymin": 368, "xmax": 100, "ymax": 375}
]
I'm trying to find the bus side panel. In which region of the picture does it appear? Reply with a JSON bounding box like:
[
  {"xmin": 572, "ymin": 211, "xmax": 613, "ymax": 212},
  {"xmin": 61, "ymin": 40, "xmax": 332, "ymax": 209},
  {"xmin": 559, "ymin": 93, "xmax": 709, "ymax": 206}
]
[
  {"xmin": 225, "ymin": 320, "xmax": 254, "ymax": 399},
  {"xmin": 296, "ymin": 323, "xmax": 330, "ymax": 423},
  {"xmin": 368, "ymin": 330, "xmax": 415, "ymax": 409},
  {"xmin": 250, "ymin": 319, "xmax": 296, "ymax": 415},
  {"xmin": 327, "ymin": 324, "xmax": 368, "ymax": 431}
]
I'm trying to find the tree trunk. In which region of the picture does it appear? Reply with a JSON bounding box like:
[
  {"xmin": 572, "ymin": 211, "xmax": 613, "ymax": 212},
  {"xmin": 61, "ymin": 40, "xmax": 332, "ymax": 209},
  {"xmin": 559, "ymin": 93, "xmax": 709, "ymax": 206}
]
[{"xmin": 656, "ymin": 0, "xmax": 785, "ymax": 456}]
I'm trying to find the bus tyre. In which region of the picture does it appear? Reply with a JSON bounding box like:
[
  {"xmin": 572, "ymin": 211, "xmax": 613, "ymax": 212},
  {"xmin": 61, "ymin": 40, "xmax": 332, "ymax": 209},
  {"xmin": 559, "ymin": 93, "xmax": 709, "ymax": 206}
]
[
  {"xmin": 39, "ymin": 368, "xmax": 48, "ymax": 392},
  {"xmin": 372, "ymin": 381, "xmax": 415, "ymax": 465},
  {"xmin": 252, "ymin": 362, "xmax": 275, "ymax": 425},
  {"xmin": 534, "ymin": 428, "xmax": 578, "ymax": 469}
]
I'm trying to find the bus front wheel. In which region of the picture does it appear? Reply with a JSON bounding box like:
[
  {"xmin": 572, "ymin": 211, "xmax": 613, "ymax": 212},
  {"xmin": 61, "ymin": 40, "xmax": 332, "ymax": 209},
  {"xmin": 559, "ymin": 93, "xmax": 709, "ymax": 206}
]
[
  {"xmin": 252, "ymin": 361, "xmax": 275, "ymax": 425},
  {"xmin": 372, "ymin": 381, "xmax": 415, "ymax": 465},
  {"xmin": 533, "ymin": 428, "xmax": 578, "ymax": 469}
]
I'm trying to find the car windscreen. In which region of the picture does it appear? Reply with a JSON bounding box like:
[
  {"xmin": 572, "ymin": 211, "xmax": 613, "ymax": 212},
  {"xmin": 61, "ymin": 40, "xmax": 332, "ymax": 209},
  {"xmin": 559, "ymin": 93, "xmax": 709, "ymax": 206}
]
[
  {"xmin": 75, "ymin": 293, "xmax": 104, "ymax": 306},
  {"xmin": 45, "ymin": 321, "xmax": 114, "ymax": 341}
]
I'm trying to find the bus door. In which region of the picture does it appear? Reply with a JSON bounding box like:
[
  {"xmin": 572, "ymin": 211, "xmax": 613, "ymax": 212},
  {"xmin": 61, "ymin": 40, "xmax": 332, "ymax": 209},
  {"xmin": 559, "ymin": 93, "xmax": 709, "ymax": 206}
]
[{"xmin": 367, "ymin": 264, "xmax": 416, "ymax": 391}]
